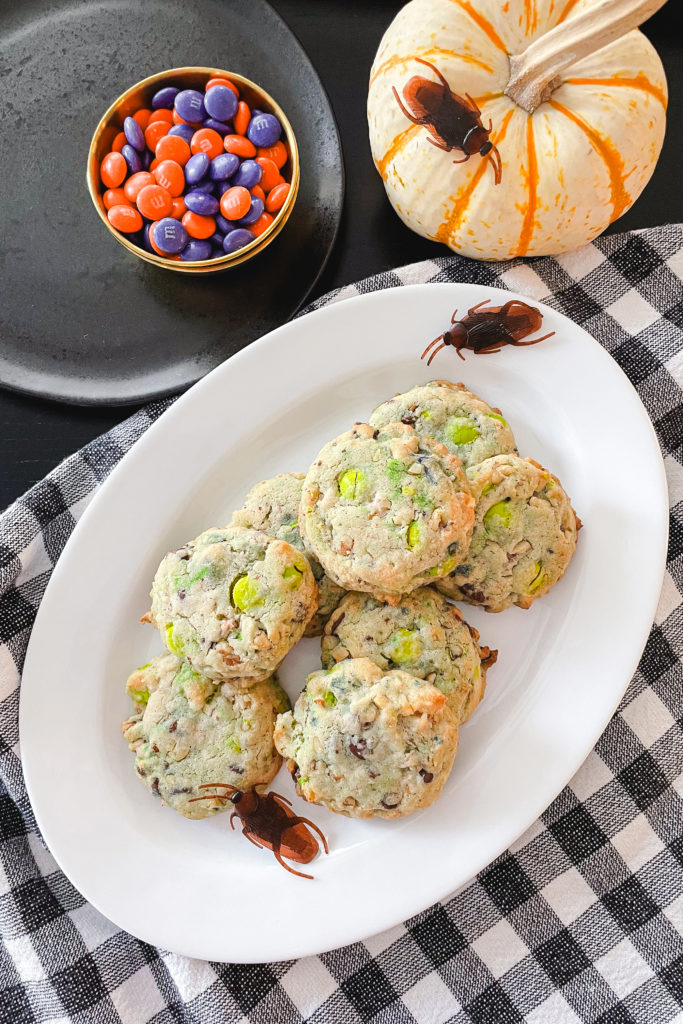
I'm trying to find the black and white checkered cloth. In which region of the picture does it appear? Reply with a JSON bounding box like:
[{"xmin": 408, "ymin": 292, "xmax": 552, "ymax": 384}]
[{"xmin": 1, "ymin": 224, "xmax": 683, "ymax": 1024}]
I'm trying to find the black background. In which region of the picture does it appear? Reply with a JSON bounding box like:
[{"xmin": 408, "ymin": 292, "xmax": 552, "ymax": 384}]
[{"xmin": 1, "ymin": 0, "xmax": 681, "ymax": 510}]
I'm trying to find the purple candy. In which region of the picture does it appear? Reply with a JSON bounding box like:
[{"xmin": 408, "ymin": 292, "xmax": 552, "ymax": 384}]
[
  {"xmin": 247, "ymin": 112, "xmax": 281, "ymax": 148},
  {"xmin": 185, "ymin": 190, "xmax": 219, "ymax": 216},
  {"xmin": 123, "ymin": 116, "xmax": 146, "ymax": 152},
  {"xmin": 153, "ymin": 217, "xmax": 188, "ymax": 255},
  {"xmin": 211, "ymin": 247, "xmax": 225, "ymax": 259},
  {"xmin": 223, "ymin": 228, "xmax": 255, "ymax": 255},
  {"xmin": 216, "ymin": 180, "xmax": 233, "ymax": 197},
  {"xmin": 185, "ymin": 152, "xmax": 210, "ymax": 184},
  {"xmin": 236, "ymin": 196, "xmax": 264, "ymax": 226},
  {"xmin": 204, "ymin": 84, "xmax": 239, "ymax": 122},
  {"xmin": 152, "ymin": 86, "xmax": 179, "ymax": 109},
  {"xmin": 141, "ymin": 149, "xmax": 153, "ymax": 170},
  {"xmin": 209, "ymin": 152, "xmax": 239, "ymax": 181},
  {"xmin": 194, "ymin": 179, "xmax": 216, "ymax": 195},
  {"xmin": 203, "ymin": 118, "xmax": 232, "ymax": 135},
  {"xmin": 180, "ymin": 238, "xmax": 213, "ymax": 261},
  {"xmin": 215, "ymin": 213, "xmax": 232, "ymax": 234},
  {"xmin": 209, "ymin": 231, "xmax": 225, "ymax": 248},
  {"xmin": 121, "ymin": 143, "xmax": 141, "ymax": 174},
  {"xmin": 142, "ymin": 223, "xmax": 154, "ymax": 253},
  {"xmin": 232, "ymin": 159, "xmax": 262, "ymax": 190},
  {"xmin": 174, "ymin": 89, "xmax": 206, "ymax": 123},
  {"xmin": 168, "ymin": 123, "xmax": 195, "ymax": 145}
]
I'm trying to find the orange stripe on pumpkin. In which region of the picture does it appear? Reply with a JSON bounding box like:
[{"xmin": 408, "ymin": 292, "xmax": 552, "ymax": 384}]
[
  {"xmin": 549, "ymin": 100, "xmax": 631, "ymax": 221},
  {"xmin": 557, "ymin": 0, "xmax": 581, "ymax": 23},
  {"xmin": 376, "ymin": 93, "xmax": 503, "ymax": 181},
  {"xmin": 369, "ymin": 47, "xmax": 494, "ymax": 88},
  {"xmin": 376, "ymin": 124, "xmax": 421, "ymax": 179},
  {"xmin": 452, "ymin": 1, "xmax": 507, "ymax": 53},
  {"xmin": 564, "ymin": 74, "xmax": 667, "ymax": 108},
  {"xmin": 516, "ymin": 116, "xmax": 538, "ymax": 256},
  {"xmin": 433, "ymin": 108, "xmax": 514, "ymax": 246}
]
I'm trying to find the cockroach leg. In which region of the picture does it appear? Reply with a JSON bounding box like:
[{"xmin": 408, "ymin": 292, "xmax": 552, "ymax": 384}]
[
  {"xmin": 274, "ymin": 845, "xmax": 314, "ymax": 880},
  {"xmin": 392, "ymin": 87, "xmax": 422, "ymax": 124},
  {"xmin": 426, "ymin": 342, "xmax": 448, "ymax": 365},
  {"xmin": 512, "ymin": 331, "xmax": 556, "ymax": 346},
  {"xmin": 414, "ymin": 57, "xmax": 450, "ymax": 90}
]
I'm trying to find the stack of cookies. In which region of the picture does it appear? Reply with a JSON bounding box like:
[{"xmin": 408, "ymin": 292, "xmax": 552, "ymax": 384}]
[{"xmin": 122, "ymin": 380, "xmax": 580, "ymax": 822}]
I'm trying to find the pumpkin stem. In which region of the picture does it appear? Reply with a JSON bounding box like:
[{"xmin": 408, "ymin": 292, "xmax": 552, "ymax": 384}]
[{"xmin": 505, "ymin": 0, "xmax": 669, "ymax": 113}]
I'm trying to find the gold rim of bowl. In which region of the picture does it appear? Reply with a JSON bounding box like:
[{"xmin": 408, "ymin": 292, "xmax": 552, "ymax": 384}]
[{"xmin": 86, "ymin": 66, "xmax": 300, "ymax": 273}]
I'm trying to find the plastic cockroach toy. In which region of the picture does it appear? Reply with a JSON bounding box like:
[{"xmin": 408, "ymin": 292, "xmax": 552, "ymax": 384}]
[
  {"xmin": 392, "ymin": 59, "xmax": 502, "ymax": 184},
  {"xmin": 190, "ymin": 784, "xmax": 329, "ymax": 879},
  {"xmin": 421, "ymin": 299, "xmax": 555, "ymax": 365}
]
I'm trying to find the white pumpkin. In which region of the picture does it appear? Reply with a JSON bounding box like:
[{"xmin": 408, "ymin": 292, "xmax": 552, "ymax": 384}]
[{"xmin": 367, "ymin": 0, "xmax": 667, "ymax": 259}]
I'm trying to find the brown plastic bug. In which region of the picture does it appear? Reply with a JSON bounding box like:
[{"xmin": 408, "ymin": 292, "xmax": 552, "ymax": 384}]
[
  {"xmin": 421, "ymin": 299, "xmax": 555, "ymax": 365},
  {"xmin": 392, "ymin": 59, "xmax": 502, "ymax": 184},
  {"xmin": 190, "ymin": 784, "xmax": 329, "ymax": 879}
]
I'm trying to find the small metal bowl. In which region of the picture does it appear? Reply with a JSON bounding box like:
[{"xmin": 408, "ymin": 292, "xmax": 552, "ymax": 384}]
[{"xmin": 86, "ymin": 67, "xmax": 299, "ymax": 273}]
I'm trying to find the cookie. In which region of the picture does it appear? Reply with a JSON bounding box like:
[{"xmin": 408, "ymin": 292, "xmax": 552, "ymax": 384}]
[
  {"xmin": 231, "ymin": 472, "xmax": 345, "ymax": 637},
  {"xmin": 321, "ymin": 588, "xmax": 496, "ymax": 723},
  {"xmin": 149, "ymin": 525, "xmax": 318, "ymax": 683},
  {"xmin": 121, "ymin": 657, "xmax": 290, "ymax": 819},
  {"xmin": 436, "ymin": 454, "xmax": 580, "ymax": 611},
  {"xmin": 369, "ymin": 380, "xmax": 517, "ymax": 468},
  {"xmin": 274, "ymin": 657, "xmax": 459, "ymax": 819},
  {"xmin": 300, "ymin": 422, "xmax": 475, "ymax": 604}
]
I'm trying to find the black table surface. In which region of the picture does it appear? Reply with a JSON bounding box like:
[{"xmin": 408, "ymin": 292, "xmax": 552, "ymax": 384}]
[{"xmin": 2, "ymin": 0, "xmax": 681, "ymax": 512}]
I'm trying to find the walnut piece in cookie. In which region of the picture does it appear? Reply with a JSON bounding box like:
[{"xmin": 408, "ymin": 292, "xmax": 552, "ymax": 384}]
[{"xmin": 300, "ymin": 422, "xmax": 474, "ymax": 604}]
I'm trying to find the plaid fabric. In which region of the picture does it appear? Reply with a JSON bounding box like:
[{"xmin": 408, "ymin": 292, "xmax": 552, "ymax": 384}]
[{"xmin": 1, "ymin": 224, "xmax": 683, "ymax": 1024}]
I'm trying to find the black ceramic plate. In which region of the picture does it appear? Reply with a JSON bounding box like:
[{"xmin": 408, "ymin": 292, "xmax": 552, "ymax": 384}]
[{"xmin": 0, "ymin": 0, "xmax": 343, "ymax": 405}]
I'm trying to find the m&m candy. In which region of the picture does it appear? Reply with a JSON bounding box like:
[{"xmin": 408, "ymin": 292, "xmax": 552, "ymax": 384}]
[{"xmin": 96, "ymin": 74, "xmax": 290, "ymax": 261}]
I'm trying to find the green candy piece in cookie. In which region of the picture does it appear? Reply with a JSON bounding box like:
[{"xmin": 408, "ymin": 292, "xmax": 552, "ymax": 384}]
[
  {"xmin": 231, "ymin": 573, "xmax": 263, "ymax": 613},
  {"xmin": 528, "ymin": 562, "xmax": 546, "ymax": 592},
  {"xmin": 165, "ymin": 622, "xmax": 184, "ymax": 656},
  {"xmin": 445, "ymin": 416, "xmax": 480, "ymax": 446},
  {"xmin": 389, "ymin": 628, "xmax": 423, "ymax": 664},
  {"xmin": 407, "ymin": 520, "xmax": 423, "ymax": 549},
  {"xmin": 338, "ymin": 468, "xmax": 368, "ymax": 500},
  {"xmin": 129, "ymin": 687, "xmax": 150, "ymax": 705},
  {"xmin": 487, "ymin": 412, "xmax": 508, "ymax": 426},
  {"xmin": 484, "ymin": 499, "xmax": 513, "ymax": 530}
]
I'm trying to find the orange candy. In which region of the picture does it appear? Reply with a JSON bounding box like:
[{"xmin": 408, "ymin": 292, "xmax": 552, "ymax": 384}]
[
  {"xmin": 153, "ymin": 159, "xmax": 185, "ymax": 197},
  {"xmin": 257, "ymin": 141, "xmax": 287, "ymax": 169},
  {"xmin": 191, "ymin": 128, "xmax": 223, "ymax": 160},
  {"xmin": 100, "ymin": 151, "xmax": 127, "ymax": 188},
  {"xmin": 149, "ymin": 157, "xmax": 160, "ymax": 171},
  {"xmin": 265, "ymin": 181, "xmax": 290, "ymax": 213},
  {"xmin": 223, "ymin": 134, "xmax": 256, "ymax": 158},
  {"xmin": 206, "ymin": 77, "xmax": 239, "ymax": 96},
  {"xmin": 219, "ymin": 186, "xmax": 251, "ymax": 220},
  {"xmin": 171, "ymin": 195, "xmax": 187, "ymax": 218},
  {"xmin": 123, "ymin": 171, "xmax": 154, "ymax": 202},
  {"xmin": 148, "ymin": 109, "xmax": 174, "ymax": 125},
  {"xmin": 182, "ymin": 211, "xmax": 216, "ymax": 239},
  {"xmin": 255, "ymin": 157, "xmax": 279, "ymax": 193},
  {"xmin": 103, "ymin": 187, "xmax": 130, "ymax": 210},
  {"xmin": 251, "ymin": 185, "xmax": 266, "ymax": 203},
  {"xmin": 112, "ymin": 131, "xmax": 126, "ymax": 153},
  {"xmin": 234, "ymin": 101, "xmax": 250, "ymax": 136},
  {"xmin": 144, "ymin": 119, "xmax": 170, "ymax": 152},
  {"xmin": 107, "ymin": 204, "xmax": 143, "ymax": 233},
  {"xmin": 250, "ymin": 211, "xmax": 274, "ymax": 238},
  {"xmin": 155, "ymin": 134, "xmax": 191, "ymax": 165},
  {"xmin": 133, "ymin": 108, "xmax": 152, "ymax": 129},
  {"xmin": 136, "ymin": 184, "xmax": 174, "ymax": 220}
]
